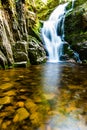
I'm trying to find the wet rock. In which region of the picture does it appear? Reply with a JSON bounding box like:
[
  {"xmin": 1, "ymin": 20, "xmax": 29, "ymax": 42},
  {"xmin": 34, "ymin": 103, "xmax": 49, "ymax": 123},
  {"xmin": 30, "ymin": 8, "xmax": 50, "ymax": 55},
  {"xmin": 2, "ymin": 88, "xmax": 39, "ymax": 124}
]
[
  {"xmin": 0, "ymin": 50, "xmax": 7, "ymax": 68},
  {"xmin": 13, "ymin": 41, "xmax": 28, "ymax": 53},
  {"xmin": 73, "ymin": 41, "xmax": 87, "ymax": 61},
  {"xmin": 28, "ymin": 37, "xmax": 46, "ymax": 64},
  {"xmin": 2, "ymin": 121, "xmax": 11, "ymax": 129},
  {"xmin": 0, "ymin": 8, "xmax": 14, "ymax": 66},
  {"xmin": 5, "ymin": 106, "xmax": 15, "ymax": 114},
  {"xmin": 12, "ymin": 41, "xmax": 30, "ymax": 67},
  {"xmin": 65, "ymin": 2, "xmax": 87, "ymax": 44},
  {"xmin": 0, "ymin": 105, "xmax": 3, "ymax": 110},
  {"xmin": 30, "ymin": 112, "xmax": 41, "ymax": 125},
  {"xmin": 14, "ymin": 61, "xmax": 27, "ymax": 67},
  {"xmin": 0, "ymin": 83, "xmax": 13, "ymax": 90},
  {"xmin": 0, "ymin": 112, "xmax": 8, "ymax": 118},
  {"xmin": 13, "ymin": 52, "xmax": 28, "ymax": 62},
  {"xmin": 60, "ymin": 54, "xmax": 69, "ymax": 61},
  {"xmin": 25, "ymin": 99, "xmax": 38, "ymax": 112},
  {"xmin": 4, "ymin": 90, "xmax": 16, "ymax": 96},
  {"xmin": 0, "ymin": 119, "xmax": 3, "ymax": 125},
  {"xmin": 60, "ymin": 42, "xmax": 77, "ymax": 62},
  {"xmin": 67, "ymin": 59, "xmax": 76, "ymax": 63},
  {"xmin": 2, "ymin": 44, "xmax": 14, "ymax": 66},
  {"xmin": 82, "ymin": 10, "xmax": 87, "ymax": 30},
  {"xmin": 13, "ymin": 108, "xmax": 29, "ymax": 122},
  {"xmin": 63, "ymin": 42, "xmax": 74, "ymax": 56},
  {"xmin": 16, "ymin": 101, "xmax": 24, "ymax": 107},
  {"xmin": 0, "ymin": 96, "xmax": 12, "ymax": 105}
]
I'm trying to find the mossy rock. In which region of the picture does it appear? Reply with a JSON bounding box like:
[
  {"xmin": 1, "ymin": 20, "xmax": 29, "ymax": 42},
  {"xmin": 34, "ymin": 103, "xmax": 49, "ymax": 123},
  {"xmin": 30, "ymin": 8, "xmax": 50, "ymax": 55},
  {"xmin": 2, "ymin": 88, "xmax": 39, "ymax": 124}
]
[
  {"xmin": 28, "ymin": 36, "xmax": 46, "ymax": 64},
  {"xmin": 13, "ymin": 51, "xmax": 29, "ymax": 62},
  {"xmin": 65, "ymin": 1, "xmax": 87, "ymax": 62},
  {"xmin": 65, "ymin": 1, "xmax": 87, "ymax": 45}
]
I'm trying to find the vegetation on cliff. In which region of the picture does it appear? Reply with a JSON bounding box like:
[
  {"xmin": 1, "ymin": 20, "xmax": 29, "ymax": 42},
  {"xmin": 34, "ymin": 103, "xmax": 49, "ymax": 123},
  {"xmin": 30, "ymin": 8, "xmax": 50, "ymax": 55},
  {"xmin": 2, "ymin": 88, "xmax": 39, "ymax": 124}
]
[{"xmin": 65, "ymin": 1, "xmax": 87, "ymax": 62}]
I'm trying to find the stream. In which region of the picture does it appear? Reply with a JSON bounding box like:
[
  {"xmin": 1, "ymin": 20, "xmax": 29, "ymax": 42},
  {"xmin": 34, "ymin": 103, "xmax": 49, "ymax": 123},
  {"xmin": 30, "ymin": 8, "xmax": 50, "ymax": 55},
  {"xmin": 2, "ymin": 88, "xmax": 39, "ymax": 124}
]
[{"xmin": 0, "ymin": 62, "xmax": 87, "ymax": 130}]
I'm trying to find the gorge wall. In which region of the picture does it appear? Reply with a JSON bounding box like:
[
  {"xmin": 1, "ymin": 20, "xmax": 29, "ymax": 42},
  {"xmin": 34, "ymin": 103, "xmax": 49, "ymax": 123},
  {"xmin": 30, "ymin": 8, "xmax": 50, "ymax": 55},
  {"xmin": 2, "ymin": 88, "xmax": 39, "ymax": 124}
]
[
  {"xmin": 0, "ymin": 0, "xmax": 46, "ymax": 68},
  {"xmin": 65, "ymin": 1, "xmax": 87, "ymax": 63}
]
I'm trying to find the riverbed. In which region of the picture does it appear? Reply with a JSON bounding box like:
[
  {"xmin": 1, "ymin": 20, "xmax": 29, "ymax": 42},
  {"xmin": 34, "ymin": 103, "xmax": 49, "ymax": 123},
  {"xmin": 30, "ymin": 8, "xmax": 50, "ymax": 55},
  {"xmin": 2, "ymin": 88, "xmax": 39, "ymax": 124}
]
[{"xmin": 0, "ymin": 62, "xmax": 87, "ymax": 130}]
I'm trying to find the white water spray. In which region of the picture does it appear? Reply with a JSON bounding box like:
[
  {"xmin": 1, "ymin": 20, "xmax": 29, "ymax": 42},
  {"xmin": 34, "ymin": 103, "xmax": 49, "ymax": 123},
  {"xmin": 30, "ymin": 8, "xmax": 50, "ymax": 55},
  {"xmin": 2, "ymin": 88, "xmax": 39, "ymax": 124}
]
[
  {"xmin": 41, "ymin": 3, "xmax": 68, "ymax": 62},
  {"xmin": 41, "ymin": 0, "xmax": 77, "ymax": 63}
]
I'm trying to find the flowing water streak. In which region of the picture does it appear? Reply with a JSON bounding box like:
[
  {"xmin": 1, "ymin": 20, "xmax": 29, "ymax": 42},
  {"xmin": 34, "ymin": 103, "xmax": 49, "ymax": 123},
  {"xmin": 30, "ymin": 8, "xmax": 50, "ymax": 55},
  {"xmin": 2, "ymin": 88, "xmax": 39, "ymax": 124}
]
[
  {"xmin": 72, "ymin": 0, "xmax": 76, "ymax": 9},
  {"xmin": 42, "ymin": 3, "xmax": 68, "ymax": 62}
]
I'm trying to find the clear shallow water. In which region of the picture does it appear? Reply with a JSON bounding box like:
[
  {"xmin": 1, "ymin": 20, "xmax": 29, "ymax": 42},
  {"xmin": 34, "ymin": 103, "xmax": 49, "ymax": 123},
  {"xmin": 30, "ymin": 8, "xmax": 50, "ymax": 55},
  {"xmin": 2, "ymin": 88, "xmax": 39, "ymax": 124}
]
[{"xmin": 0, "ymin": 62, "xmax": 87, "ymax": 130}]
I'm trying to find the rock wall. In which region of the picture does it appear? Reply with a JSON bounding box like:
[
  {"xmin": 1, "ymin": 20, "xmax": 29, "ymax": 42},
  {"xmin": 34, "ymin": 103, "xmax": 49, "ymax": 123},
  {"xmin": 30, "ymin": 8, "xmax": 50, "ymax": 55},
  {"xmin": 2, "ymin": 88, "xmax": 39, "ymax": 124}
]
[
  {"xmin": 0, "ymin": 0, "xmax": 46, "ymax": 68},
  {"xmin": 65, "ymin": 1, "xmax": 87, "ymax": 62}
]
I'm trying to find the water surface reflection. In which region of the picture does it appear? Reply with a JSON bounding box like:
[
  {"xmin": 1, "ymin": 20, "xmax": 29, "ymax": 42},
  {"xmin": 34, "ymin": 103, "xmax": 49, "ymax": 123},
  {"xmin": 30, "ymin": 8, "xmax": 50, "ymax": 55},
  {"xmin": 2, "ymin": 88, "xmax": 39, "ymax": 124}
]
[
  {"xmin": 0, "ymin": 62, "xmax": 87, "ymax": 130},
  {"xmin": 42, "ymin": 63, "xmax": 61, "ymax": 93}
]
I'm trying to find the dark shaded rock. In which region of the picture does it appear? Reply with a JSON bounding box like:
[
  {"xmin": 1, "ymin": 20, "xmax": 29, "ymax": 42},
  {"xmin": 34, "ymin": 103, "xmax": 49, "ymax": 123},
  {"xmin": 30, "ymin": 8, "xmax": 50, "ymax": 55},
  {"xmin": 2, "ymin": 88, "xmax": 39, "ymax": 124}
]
[
  {"xmin": 62, "ymin": 42, "xmax": 75, "ymax": 60},
  {"xmin": 13, "ymin": 41, "xmax": 28, "ymax": 53},
  {"xmin": 0, "ymin": 44, "xmax": 14, "ymax": 66},
  {"xmin": 65, "ymin": 2, "xmax": 87, "ymax": 62},
  {"xmin": 13, "ymin": 52, "xmax": 28, "ymax": 62},
  {"xmin": 14, "ymin": 61, "xmax": 27, "ymax": 68},
  {"xmin": 74, "ymin": 0, "xmax": 87, "ymax": 7},
  {"xmin": 60, "ymin": 54, "xmax": 69, "ymax": 61},
  {"xmin": 72, "ymin": 41, "xmax": 87, "ymax": 61},
  {"xmin": 63, "ymin": 42, "xmax": 74, "ymax": 56},
  {"xmin": 12, "ymin": 41, "xmax": 29, "ymax": 65},
  {"xmin": 28, "ymin": 37, "xmax": 46, "ymax": 64},
  {"xmin": 65, "ymin": 2, "xmax": 87, "ymax": 43},
  {"xmin": 0, "ymin": 51, "xmax": 7, "ymax": 68},
  {"xmin": 60, "ymin": 42, "xmax": 81, "ymax": 63},
  {"xmin": 82, "ymin": 11, "xmax": 87, "ymax": 31}
]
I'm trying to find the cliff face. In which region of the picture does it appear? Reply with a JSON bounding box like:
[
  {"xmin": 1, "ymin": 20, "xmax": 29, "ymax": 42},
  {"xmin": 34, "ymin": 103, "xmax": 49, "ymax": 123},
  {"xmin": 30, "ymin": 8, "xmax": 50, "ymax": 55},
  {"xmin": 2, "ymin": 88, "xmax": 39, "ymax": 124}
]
[
  {"xmin": 65, "ymin": 1, "xmax": 87, "ymax": 62},
  {"xmin": 0, "ymin": 0, "xmax": 46, "ymax": 68}
]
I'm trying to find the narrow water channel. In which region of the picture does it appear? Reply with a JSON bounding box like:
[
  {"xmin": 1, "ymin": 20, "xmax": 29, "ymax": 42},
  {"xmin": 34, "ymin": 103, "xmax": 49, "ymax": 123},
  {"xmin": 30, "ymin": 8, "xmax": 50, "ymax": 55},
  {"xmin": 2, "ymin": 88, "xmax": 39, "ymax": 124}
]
[{"xmin": 0, "ymin": 62, "xmax": 87, "ymax": 130}]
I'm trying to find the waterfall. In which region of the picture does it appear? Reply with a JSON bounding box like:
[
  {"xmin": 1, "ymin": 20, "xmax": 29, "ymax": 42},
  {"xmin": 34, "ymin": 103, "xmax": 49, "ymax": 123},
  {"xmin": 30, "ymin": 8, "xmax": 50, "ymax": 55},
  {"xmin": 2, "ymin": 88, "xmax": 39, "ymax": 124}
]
[
  {"xmin": 41, "ymin": 0, "xmax": 79, "ymax": 63},
  {"xmin": 72, "ymin": 0, "xmax": 76, "ymax": 9},
  {"xmin": 41, "ymin": 3, "xmax": 68, "ymax": 62}
]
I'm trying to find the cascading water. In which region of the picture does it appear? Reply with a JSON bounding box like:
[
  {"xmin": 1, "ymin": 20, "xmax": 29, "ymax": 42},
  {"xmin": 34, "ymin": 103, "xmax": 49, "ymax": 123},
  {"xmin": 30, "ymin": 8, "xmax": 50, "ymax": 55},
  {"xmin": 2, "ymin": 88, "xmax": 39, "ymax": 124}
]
[
  {"xmin": 41, "ymin": 3, "xmax": 68, "ymax": 62},
  {"xmin": 41, "ymin": 1, "xmax": 80, "ymax": 63}
]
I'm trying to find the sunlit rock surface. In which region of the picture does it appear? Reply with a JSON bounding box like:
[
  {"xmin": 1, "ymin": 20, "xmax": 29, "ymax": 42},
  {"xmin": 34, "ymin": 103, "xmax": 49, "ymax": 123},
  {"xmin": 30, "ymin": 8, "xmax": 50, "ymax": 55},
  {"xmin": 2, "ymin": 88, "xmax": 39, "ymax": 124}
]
[{"xmin": 0, "ymin": 0, "xmax": 46, "ymax": 68}]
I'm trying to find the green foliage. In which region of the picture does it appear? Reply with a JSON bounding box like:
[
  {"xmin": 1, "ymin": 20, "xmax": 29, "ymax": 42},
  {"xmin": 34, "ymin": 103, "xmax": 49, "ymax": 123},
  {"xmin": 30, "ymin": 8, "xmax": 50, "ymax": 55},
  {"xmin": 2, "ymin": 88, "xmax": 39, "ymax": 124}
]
[{"xmin": 74, "ymin": 0, "xmax": 87, "ymax": 7}]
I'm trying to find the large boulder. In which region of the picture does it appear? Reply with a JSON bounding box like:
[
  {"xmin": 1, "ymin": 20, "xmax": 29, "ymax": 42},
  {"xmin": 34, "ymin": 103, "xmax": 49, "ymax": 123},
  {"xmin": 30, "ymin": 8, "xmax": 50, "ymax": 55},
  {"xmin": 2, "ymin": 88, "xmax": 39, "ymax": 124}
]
[
  {"xmin": 28, "ymin": 36, "xmax": 46, "ymax": 64},
  {"xmin": 13, "ymin": 41, "xmax": 29, "ymax": 63},
  {"xmin": 13, "ymin": 52, "xmax": 28, "ymax": 62},
  {"xmin": 13, "ymin": 41, "xmax": 28, "ymax": 53}
]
